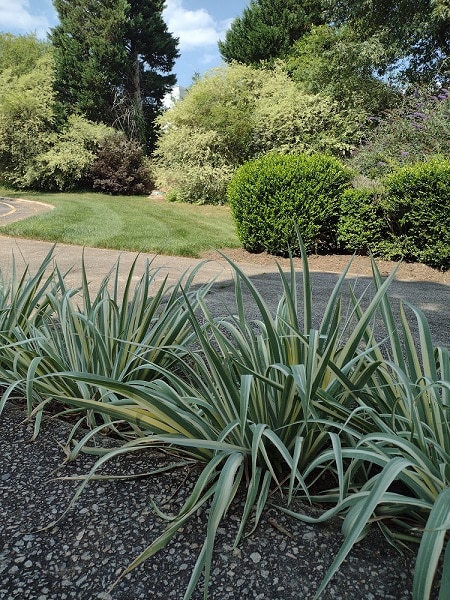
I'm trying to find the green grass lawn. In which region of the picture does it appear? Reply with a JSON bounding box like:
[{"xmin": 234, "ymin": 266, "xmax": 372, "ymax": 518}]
[{"xmin": 0, "ymin": 190, "xmax": 240, "ymax": 257}]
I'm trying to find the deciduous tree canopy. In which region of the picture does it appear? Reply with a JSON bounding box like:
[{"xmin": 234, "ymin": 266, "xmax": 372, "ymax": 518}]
[
  {"xmin": 220, "ymin": 0, "xmax": 449, "ymax": 84},
  {"xmin": 327, "ymin": 0, "xmax": 450, "ymax": 82},
  {"xmin": 286, "ymin": 25, "xmax": 399, "ymax": 117},
  {"xmin": 0, "ymin": 33, "xmax": 50, "ymax": 77}
]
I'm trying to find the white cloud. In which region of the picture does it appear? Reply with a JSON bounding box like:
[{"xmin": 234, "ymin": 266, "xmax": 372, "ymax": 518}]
[
  {"xmin": 199, "ymin": 52, "xmax": 219, "ymax": 65},
  {"xmin": 0, "ymin": 0, "xmax": 51, "ymax": 38},
  {"xmin": 163, "ymin": 0, "xmax": 231, "ymax": 50}
]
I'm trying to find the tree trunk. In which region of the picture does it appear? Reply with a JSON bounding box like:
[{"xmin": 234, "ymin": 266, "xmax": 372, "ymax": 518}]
[{"xmin": 131, "ymin": 51, "xmax": 146, "ymax": 144}]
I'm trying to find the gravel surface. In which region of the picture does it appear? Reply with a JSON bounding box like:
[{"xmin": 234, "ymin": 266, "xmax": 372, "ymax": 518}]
[{"xmin": 1, "ymin": 403, "xmax": 438, "ymax": 600}]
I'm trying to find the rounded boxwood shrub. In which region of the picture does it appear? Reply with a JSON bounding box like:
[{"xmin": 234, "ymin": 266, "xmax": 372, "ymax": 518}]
[
  {"xmin": 227, "ymin": 153, "xmax": 352, "ymax": 255},
  {"xmin": 383, "ymin": 157, "xmax": 450, "ymax": 270},
  {"xmin": 338, "ymin": 188, "xmax": 390, "ymax": 255}
]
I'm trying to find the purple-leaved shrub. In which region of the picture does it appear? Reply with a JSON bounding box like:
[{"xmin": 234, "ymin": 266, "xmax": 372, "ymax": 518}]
[{"xmin": 349, "ymin": 86, "xmax": 449, "ymax": 179}]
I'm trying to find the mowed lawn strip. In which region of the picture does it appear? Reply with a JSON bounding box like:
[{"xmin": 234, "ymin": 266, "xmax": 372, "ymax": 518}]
[{"xmin": 0, "ymin": 191, "xmax": 240, "ymax": 257}]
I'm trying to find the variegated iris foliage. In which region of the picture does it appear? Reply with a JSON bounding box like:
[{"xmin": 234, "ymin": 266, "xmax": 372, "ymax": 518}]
[{"xmin": 0, "ymin": 241, "xmax": 448, "ymax": 600}]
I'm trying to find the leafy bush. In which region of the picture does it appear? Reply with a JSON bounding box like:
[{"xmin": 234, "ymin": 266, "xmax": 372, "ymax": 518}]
[
  {"xmin": 156, "ymin": 162, "xmax": 234, "ymax": 205},
  {"xmin": 349, "ymin": 87, "xmax": 450, "ymax": 179},
  {"xmin": 154, "ymin": 63, "xmax": 363, "ymax": 204},
  {"xmin": 154, "ymin": 127, "xmax": 234, "ymax": 204},
  {"xmin": 0, "ymin": 53, "xmax": 56, "ymax": 188},
  {"xmin": 228, "ymin": 153, "xmax": 352, "ymax": 255},
  {"xmin": 89, "ymin": 132, "xmax": 154, "ymax": 195},
  {"xmin": 22, "ymin": 115, "xmax": 113, "ymax": 191},
  {"xmin": 338, "ymin": 188, "xmax": 390, "ymax": 254},
  {"xmin": 339, "ymin": 158, "xmax": 450, "ymax": 270}
]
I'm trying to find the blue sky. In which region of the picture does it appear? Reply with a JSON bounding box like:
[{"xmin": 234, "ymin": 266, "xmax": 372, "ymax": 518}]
[{"xmin": 0, "ymin": 0, "xmax": 248, "ymax": 87}]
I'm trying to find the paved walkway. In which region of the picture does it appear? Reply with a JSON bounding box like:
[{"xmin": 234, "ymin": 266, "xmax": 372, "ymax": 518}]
[
  {"xmin": 1, "ymin": 198, "xmax": 449, "ymax": 349},
  {"xmin": 0, "ymin": 196, "xmax": 54, "ymax": 224},
  {"xmin": 0, "ymin": 233, "xmax": 241, "ymax": 289},
  {"xmin": 0, "ymin": 196, "xmax": 268, "ymax": 289}
]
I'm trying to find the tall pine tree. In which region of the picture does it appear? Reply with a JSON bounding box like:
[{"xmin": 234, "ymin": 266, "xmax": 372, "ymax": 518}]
[{"xmin": 51, "ymin": 0, "xmax": 179, "ymax": 148}]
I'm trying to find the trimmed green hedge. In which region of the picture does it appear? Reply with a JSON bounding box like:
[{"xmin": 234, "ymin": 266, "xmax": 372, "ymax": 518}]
[
  {"xmin": 385, "ymin": 158, "xmax": 450, "ymax": 269},
  {"xmin": 338, "ymin": 157, "xmax": 450, "ymax": 270},
  {"xmin": 338, "ymin": 189, "xmax": 391, "ymax": 255},
  {"xmin": 228, "ymin": 153, "xmax": 352, "ymax": 255}
]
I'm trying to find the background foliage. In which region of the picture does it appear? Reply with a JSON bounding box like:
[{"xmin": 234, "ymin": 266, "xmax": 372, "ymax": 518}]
[
  {"xmin": 348, "ymin": 87, "xmax": 450, "ymax": 178},
  {"xmin": 0, "ymin": 0, "xmax": 449, "ymax": 271},
  {"xmin": 0, "ymin": 33, "xmax": 153, "ymax": 193},
  {"xmin": 327, "ymin": 0, "xmax": 450, "ymax": 84},
  {"xmin": 155, "ymin": 64, "xmax": 362, "ymax": 204},
  {"xmin": 0, "ymin": 32, "xmax": 50, "ymax": 77},
  {"xmin": 286, "ymin": 25, "xmax": 399, "ymax": 119}
]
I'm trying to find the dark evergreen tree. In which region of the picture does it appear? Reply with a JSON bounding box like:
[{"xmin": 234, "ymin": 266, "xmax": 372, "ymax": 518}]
[
  {"xmin": 218, "ymin": 0, "xmax": 324, "ymax": 65},
  {"xmin": 51, "ymin": 0, "xmax": 179, "ymax": 148}
]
